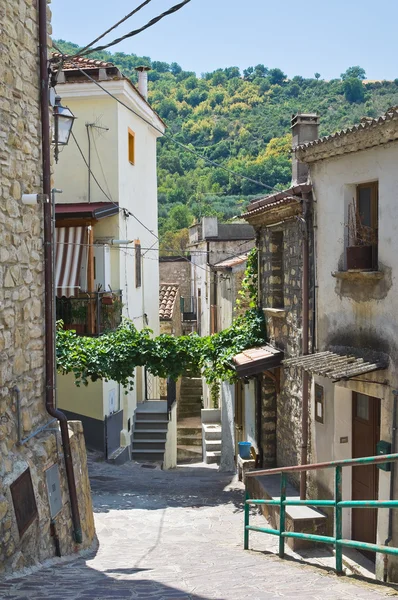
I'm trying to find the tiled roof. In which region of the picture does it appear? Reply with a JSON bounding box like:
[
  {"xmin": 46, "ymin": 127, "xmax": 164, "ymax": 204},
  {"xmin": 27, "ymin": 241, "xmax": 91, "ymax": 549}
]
[
  {"xmin": 295, "ymin": 106, "xmax": 398, "ymax": 158},
  {"xmin": 159, "ymin": 284, "xmax": 179, "ymax": 320},
  {"xmin": 233, "ymin": 345, "xmax": 284, "ymax": 377},
  {"xmin": 283, "ymin": 349, "xmax": 388, "ymax": 382},
  {"xmin": 214, "ymin": 252, "xmax": 250, "ymax": 269},
  {"xmin": 242, "ymin": 184, "xmax": 311, "ymax": 218},
  {"xmin": 51, "ymin": 53, "xmax": 117, "ymax": 71}
]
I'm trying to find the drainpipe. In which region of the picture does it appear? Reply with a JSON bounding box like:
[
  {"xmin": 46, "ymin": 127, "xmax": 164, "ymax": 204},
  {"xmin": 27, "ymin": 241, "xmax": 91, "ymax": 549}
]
[
  {"xmin": 256, "ymin": 374, "xmax": 263, "ymax": 467},
  {"xmin": 300, "ymin": 192, "xmax": 311, "ymax": 500},
  {"xmin": 383, "ymin": 390, "xmax": 398, "ymax": 582},
  {"xmin": 38, "ymin": 0, "xmax": 82, "ymax": 543}
]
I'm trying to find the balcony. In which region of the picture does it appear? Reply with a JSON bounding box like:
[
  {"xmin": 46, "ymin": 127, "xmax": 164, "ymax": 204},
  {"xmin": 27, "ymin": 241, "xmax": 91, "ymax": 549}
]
[
  {"xmin": 180, "ymin": 296, "xmax": 197, "ymax": 322},
  {"xmin": 56, "ymin": 291, "xmax": 123, "ymax": 336}
]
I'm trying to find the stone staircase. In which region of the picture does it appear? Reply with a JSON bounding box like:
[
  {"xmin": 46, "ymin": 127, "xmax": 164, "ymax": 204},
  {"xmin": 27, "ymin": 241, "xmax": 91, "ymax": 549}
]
[
  {"xmin": 131, "ymin": 402, "xmax": 169, "ymax": 464},
  {"xmin": 177, "ymin": 377, "xmax": 203, "ymax": 463},
  {"xmin": 202, "ymin": 409, "xmax": 221, "ymax": 465}
]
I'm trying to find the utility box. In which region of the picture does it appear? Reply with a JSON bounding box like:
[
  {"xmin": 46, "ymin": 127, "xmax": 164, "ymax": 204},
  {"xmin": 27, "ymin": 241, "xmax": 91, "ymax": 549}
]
[
  {"xmin": 376, "ymin": 440, "xmax": 392, "ymax": 471},
  {"xmin": 45, "ymin": 464, "xmax": 63, "ymax": 518}
]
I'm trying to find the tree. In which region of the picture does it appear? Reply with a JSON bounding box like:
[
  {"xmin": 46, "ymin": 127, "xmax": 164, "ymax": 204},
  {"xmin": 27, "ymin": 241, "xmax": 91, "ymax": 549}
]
[
  {"xmin": 268, "ymin": 68, "xmax": 287, "ymax": 85},
  {"xmin": 342, "ymin": 78, "xmax": 365, "ymax": 103},
  {"xmin": 314, "ymin": 72, "xmax": 321, "ymax": 80},
  {"xmin": 341, "ymin": 66, "xmax": 366, "ymax": 80}
]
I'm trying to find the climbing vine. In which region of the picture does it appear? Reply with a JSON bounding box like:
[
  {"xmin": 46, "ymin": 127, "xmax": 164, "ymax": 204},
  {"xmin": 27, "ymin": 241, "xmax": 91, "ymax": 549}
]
[
  {"xmin": 56, "ymin": 248, "xmax": 264, "ymax": 393},
  {"xmin": 236, "ymin": 247, "xmax": 258, "ymax": 311}
]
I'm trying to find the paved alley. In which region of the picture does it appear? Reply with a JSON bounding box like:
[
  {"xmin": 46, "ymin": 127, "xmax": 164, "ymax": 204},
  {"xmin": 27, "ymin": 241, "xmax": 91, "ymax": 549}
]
[{"xmin": 1, "ymin": 457, "xmax": 397, "ymax": 600}]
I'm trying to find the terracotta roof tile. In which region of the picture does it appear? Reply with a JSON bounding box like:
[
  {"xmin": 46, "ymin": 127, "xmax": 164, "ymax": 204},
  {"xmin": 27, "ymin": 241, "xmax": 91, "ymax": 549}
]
[
  {"xmin": 159, "ymin": 284, "xmax": 179, "ymax": 320},
  {"xmin": 241, "ymin": 184, "xmax": 311, "ymax": 218},
  {"xmin": 295, "ymin": 106, "xmax": 398, "ymax": 153},
  {"xmin": 214, "ymin": 253, "xmax": 250, "ymax": 269},
  {"xmin": 51, "ymin": 53, "xmax": 116, "ymax": 71}
]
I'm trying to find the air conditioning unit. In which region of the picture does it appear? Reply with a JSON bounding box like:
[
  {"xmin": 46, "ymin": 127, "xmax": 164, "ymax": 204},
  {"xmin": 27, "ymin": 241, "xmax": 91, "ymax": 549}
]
[{"xmin": 94, "ymin": 244, "xmax": 111, "ymax": 292}]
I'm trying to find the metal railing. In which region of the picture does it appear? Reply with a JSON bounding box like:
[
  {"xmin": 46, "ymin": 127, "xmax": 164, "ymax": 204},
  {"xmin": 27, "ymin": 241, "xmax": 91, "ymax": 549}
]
[
  {"xmin": 56, "ymin": 291, "xmax": 123, "ymax": 336},
  {"xmin": 244, "ymin": 453, "xmax": 398, "ymax": 574}
]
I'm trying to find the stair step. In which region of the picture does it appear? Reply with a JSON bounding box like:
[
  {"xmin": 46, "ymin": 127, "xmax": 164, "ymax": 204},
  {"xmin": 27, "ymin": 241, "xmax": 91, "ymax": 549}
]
[
  {"xmin": 133, "ymin": 430, "xmax": 167, "ymax": 440},
  {"xmin": 177, "ymin": 444, "xmax": 203, "ymax": 461},
  {"xmin": 202, "ymin": 424, "xmax": 222, "ymax": 440},
  {"xmin": 177, "ymin": 434, "xmax": 202, "ymax": 446},
  {"xmin": 132, "ymin": 440, "xmax": 166, "ymax": 450},
  {"xmin": 205, "ymin": 440, "xmax": 221, "ymax": 451},
  {"xmin": 205, "ymin": 450, "xmax": 221, "ymax": 465},
  {"xmin": 136, "ymin": 413, "xmax": 168, "ymax": 421},
  {"xmin": 177, "ymin": 427, "xmax": 202, "ymax": 436},
  {"xmin": 132, "ymin": 449, "xmax": 164, "ymax": 462},
  {"xmin": 134, "ymin": 420, "xmax": 168, "ymax": 431}
]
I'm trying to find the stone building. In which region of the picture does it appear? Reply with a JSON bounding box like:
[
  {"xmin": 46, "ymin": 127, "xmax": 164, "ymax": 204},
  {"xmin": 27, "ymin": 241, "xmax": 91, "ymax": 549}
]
[
  {"xmin": 0, "ymin": 0, "xmax": 95, "ymax": 576},
  {"xmin": 290, "ymin": 107, "xmax": 398, "ymax": 581},
  {"xmin": 242, "ymin": 114, "xmax": 318, "ymax": 473}
]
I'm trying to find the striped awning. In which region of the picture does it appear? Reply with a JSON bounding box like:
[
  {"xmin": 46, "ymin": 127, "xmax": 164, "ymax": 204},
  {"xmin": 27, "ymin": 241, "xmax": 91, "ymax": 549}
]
[
  {"xmin": 283, "ymin": 350, "xmax": 388, "ymax": 382},
  {"xmin": 55, "ymin": 227, "xmax": 87, "ymax": 297}
]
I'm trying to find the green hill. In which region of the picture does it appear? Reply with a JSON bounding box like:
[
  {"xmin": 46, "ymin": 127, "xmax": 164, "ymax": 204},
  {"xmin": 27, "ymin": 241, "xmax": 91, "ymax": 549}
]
[{"xmin": 54, "ymin": 41, "xmax": 398, "ymax": 251}]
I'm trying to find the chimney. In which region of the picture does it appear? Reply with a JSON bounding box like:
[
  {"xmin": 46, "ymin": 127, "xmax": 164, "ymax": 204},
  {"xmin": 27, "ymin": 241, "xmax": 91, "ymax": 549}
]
[
  {"xmin": 135, "ymin": 66, "xmax": 151, "ymax": 100},
  {"xmin": 291, "ymin": 113, "xmax": 319, "ymax": 185}
]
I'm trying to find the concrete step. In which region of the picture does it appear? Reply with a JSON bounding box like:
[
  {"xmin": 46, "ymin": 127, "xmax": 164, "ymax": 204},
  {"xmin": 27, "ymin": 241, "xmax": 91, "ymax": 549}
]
[
  {"xmin": 132, "ymin": 440, "xmax": 166, "ymax": 450},
  {"xmin": 205, "ymin": 439, "xmax": 221, "ymax": 452},
  {"xmin": 136, "ymin": 412, "xmax": 168, "ymax": 421},
  {"xmin": 205, "ymin": 451, "xmax": 221, "ymax": 465},
  {"xmin": 177, "ymin": 426, "xmax": 202, "ymax": 436},
  {"xmin": 107, "ymin": 446, "xmax": 130, "ymax": 465},
  {"xmin": 132, "ymin": 449, "xmax": 164, "ymax": 462},
  {"xmin": 134, "ymin": 420, "xmax": 168, "ymax": 431},
  {"xmin": 177, "ymin": 444, "xmax": 203, "ymax": 462},
  {"xmin": 133, "ymin": 430, "xmax": 167, "ymax": 440},
  {"xmin": 177, "ymin": 434, "xmax": 202, "ymax": 446},
  {"xmin": 202, "ymin": 423, "xmax": 222, "ymax": 440},
  {"xmin": 178, "ymin": 408, "xmax": 202, "ymax": 419}
]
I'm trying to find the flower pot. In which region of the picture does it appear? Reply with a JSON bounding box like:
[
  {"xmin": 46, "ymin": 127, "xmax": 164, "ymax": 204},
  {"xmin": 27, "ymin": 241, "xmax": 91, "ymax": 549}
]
[
  {"xmin": 346, "ymin": 245, "xmax": 373, "ymax": 270},
  {"xmin": 64, "ymin": 323, "xmax": 87, "ymax": 335},
  {"xmin": 101, "ymin": 296, "xmax": 114, "ymax": 305}
]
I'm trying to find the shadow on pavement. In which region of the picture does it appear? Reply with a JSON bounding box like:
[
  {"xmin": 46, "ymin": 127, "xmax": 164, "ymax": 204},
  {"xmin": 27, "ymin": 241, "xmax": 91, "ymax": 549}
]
[{"xmin": 1, "ymin": 560, "xmax": 227, "ymax": 600}]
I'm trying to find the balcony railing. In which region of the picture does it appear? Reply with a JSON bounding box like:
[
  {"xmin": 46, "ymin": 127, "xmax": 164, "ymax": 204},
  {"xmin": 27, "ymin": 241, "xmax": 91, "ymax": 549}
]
[
  {"xmin": 180, "ymin": 296, "xmax": 197, "ymax": 321},
  {"xmin": 56, "ymin": 291, "xmax": 123, "ymax": 336}
]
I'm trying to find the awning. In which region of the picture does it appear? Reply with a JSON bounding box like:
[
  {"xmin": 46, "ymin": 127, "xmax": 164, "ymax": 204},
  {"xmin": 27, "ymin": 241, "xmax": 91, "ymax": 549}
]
[
  {"xmin": 55, "ymin": 202, "xmax": 119, "ymax": 221},
  {"xmin": 283, "ymin": 350, "xmax": 388, "ymax": 382},
  {"xmin": 233, "ymin": 345, "xmax": 284, "ymax": 377},
  {"xmin": 55, "ymin": 227, "xmax": 87, "ymax": 297}
]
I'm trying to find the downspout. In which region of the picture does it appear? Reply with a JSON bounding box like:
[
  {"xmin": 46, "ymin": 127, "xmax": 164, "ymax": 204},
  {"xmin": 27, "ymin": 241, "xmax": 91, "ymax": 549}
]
[
  {"xmin": 38, "ymin": 0, "xmax": 82, "ymax": 543},
  {"xmin": 300, "ymin": 192, "xmax": 311, "ymax": 500},
  {"xmin": 256, "ymin": 373, "xmax": 263, "ymax": 467},
  {"xmin": 86, "ymin": 125, "xmax": 91, "ymax": 203},
  {"xmin": 383, "ymin": 390, "xmax": 398, "ymax": 582}
]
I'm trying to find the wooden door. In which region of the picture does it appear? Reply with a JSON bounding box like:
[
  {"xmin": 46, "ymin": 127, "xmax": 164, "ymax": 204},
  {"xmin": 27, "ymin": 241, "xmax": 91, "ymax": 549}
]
[
  {"xmin": 234, "ymin": 381, "xmax": 244, "ymax": 460},
  {"xmin": 352, "ymin": 392, "xmax": 380, "ymax": 559}
]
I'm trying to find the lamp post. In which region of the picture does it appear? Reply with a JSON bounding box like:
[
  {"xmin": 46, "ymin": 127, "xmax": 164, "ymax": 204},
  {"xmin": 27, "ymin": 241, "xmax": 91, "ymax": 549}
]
[{"xmin": 53, "ymin": 95, "xmax": 76, "ymax": 163}]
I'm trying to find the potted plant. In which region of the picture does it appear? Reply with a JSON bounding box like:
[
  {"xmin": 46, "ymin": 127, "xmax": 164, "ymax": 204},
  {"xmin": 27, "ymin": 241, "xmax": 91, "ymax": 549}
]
[
  {"xmin": 346, "ymin": 200, "xmax": 377, "ymax": 270},
  {"xmin": 65, "ymin": 301, "xmax": 88, "ymax": 335}
]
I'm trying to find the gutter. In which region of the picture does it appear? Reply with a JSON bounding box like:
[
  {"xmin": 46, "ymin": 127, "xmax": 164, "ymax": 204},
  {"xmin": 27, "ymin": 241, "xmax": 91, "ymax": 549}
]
[{"xmin": 38, "ymin": 0, "xmax": 82, "ymax": 544}]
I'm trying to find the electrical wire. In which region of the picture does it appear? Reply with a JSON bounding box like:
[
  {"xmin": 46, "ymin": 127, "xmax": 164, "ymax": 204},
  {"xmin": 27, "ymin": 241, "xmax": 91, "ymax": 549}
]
[
  {"xmin": 69, "ymin": 0, "xmax": 191, "ymax": 59},
  {"xmin": 52, "ymin": 49, "xmax": 302, "ymax": 201},
  {"xmin": 77, "ymin": 0, "xmax": 153, "ymax": 58}
]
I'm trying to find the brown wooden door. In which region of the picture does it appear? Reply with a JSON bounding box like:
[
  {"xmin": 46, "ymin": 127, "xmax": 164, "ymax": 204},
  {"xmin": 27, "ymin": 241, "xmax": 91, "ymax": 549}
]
[
  {"xmin": 234, "ymin": 381, "xmax": 244, "ymax": 460},
  {"xmin": 352, "ymin": 392, "xmax": 380, "ymax": 559}
]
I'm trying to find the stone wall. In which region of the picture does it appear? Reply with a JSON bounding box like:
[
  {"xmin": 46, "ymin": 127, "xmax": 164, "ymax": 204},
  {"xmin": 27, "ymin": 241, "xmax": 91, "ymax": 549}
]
[
  {"xmin": 259, "ymin": 219, "xmax": 314, "ymax": 476},
  {"xmin": 0, "ymin": 0, "xmax": 95, "ymax": 576},
  {"xmin": 159, "ymin": 258, "xmax": 191, "ymax": 299}
]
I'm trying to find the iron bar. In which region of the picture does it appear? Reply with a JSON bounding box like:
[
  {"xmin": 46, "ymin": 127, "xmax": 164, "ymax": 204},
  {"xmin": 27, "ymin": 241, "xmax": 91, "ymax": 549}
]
[
  {"xmin": 18, "ymin": 419, "xmax": 58, "ymax": 446},
  {"xmin": 335, "ymin": 466, "xmax": 343, "ymax": 574},
  {"xmin": 244, "ymin": 486, "xmax": 250, "ymax": 550},
  {"xmin": 279, "ymin": 473, "xmax": 286, "ymax": 558}
]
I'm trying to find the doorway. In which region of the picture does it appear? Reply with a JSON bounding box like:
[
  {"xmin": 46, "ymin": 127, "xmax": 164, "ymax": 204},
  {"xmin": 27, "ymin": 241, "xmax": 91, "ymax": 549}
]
[{"xmin": 352, "ymin": 392, "xmax": 381, "ymax": 559}]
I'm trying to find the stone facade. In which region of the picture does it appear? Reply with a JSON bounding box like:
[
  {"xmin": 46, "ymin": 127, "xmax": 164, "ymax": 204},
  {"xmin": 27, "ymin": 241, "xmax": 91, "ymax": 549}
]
[
  {"xmin": 0, "ymin": 0, "xmax": 95, "ymax": 576},
  {"xmin": 159, "ymin": 258, "xmax": 191, "ymax": 300}
]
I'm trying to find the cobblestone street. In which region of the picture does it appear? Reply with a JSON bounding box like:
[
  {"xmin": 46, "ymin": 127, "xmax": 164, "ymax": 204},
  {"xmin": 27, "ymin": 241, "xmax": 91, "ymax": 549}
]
[{"xmin": 1, "ymin": 456, "xmax": 397, "ymax": 600}]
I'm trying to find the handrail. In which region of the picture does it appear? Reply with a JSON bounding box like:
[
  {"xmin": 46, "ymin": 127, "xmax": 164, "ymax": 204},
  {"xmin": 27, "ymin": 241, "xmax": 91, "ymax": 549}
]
[
  {"xmin": 244, "ymin": 452, "xmax": 398, "ymax": 576},
  {"xmin": 245, "ymin": 452, "xmax": 398, "ymax": 478}
]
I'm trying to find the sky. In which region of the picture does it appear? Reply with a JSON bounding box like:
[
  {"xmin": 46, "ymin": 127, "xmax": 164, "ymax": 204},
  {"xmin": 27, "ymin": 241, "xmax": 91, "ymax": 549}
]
[{"xmin": 52, "ymin": 0, "xmax": 398, "ymax": 81}]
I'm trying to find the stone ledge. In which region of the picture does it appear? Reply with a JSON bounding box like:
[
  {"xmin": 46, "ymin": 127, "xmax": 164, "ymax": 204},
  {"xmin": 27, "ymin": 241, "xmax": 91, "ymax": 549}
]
[
  {"xmin": 263, "ymin": 308, "xmax": 286, "ymax": 318},
  {"xmin": 332, "ymin": 270, "xmax": 384, "ymax": 282}
]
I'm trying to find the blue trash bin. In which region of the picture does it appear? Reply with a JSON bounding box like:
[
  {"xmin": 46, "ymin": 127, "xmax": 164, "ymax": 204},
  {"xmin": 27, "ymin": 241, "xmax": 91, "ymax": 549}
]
[{"xmin": 238, "ymin": 441, "xmax": 251, "ymax": 459}]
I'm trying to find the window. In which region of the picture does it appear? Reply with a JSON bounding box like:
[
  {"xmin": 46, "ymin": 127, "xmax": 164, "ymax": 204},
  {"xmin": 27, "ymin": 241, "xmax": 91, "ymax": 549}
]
[
  {"xmin": 270, "ymin": 231, "xmax": 284, "ymax": 308},
  {"xmin": 346, "ymin": 182, "xmax": 378, "ymax": 270},
  {"xmin": 128, "ymin": 128, "xmax": 135, "ymax": 165},
  {"xmin": 135, "ymin": 240, "xmax": 141, "ymax": 288}
]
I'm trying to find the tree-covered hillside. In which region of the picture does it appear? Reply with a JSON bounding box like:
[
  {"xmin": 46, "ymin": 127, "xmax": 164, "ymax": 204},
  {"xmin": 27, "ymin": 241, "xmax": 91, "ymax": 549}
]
[{"xmin": 55, "ymin": 41, "xmax": 398, "ymax": 252}]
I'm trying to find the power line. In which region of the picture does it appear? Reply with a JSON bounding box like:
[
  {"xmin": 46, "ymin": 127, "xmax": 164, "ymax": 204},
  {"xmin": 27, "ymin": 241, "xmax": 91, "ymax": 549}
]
[
  {"xmin": 77, "ymin": 0, "xmax": 153, "ymax": 57},
  {"xmin": 69, "ymin": 0, "xmax": 191, "ymax": 59},
  {"xmin": 53, "ymin": 51, "xmax": 302, "ymax": 201}
]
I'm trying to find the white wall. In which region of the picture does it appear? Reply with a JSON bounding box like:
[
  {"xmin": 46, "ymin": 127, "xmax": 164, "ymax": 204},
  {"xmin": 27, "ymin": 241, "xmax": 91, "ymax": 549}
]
[
  {"xmin": 164, "ymin": 404, "xmax": 177, "ymax": 470},
  {"xmin": 244, "ymin": 380, "xmax": 257, "ymax": 453},
  {"xmin": 220, "ymin": 382, "xmax": 235, "ymax": 472}
]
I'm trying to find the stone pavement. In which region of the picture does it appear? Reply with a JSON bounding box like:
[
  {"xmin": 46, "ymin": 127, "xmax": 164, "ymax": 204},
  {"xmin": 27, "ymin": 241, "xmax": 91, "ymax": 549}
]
[{"xmin": 1, "ymin": 455, "xmax": 398, "ymax": 600}]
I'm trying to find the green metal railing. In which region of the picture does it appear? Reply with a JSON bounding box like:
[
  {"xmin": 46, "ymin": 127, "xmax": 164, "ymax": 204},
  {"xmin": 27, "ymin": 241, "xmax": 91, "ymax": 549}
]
[{"xmin": 244, "ymin": 453, "xmax": 398, "ymax": 574}]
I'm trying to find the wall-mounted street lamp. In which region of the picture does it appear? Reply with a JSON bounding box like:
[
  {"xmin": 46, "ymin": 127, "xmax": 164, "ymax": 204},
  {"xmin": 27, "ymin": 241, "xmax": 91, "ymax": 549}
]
[{"xmin": 53, "ymin": 95, "xmax": 76, "ymax": 163}]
